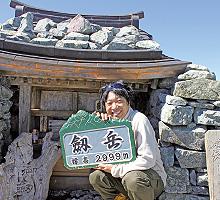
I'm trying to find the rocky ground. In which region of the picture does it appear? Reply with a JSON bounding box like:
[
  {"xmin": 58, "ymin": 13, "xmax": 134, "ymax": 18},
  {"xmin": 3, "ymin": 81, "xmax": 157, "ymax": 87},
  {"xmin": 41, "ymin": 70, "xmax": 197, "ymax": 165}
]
[{"xmin": 47, "ymin": 189, "xmax": 102, "ymax": 200}]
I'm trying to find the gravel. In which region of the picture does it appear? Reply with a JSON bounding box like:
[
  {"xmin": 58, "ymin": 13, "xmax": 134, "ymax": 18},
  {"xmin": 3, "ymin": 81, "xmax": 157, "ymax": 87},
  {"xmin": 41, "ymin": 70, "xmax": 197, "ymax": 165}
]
[{"xmin": 47, "ymin": 189, "xmax": 102, "ymax": 200}]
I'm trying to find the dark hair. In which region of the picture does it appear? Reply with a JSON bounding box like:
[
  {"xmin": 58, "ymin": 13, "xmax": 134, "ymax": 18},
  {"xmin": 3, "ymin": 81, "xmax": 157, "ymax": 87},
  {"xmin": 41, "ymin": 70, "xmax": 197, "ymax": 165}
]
[{"xmin": 98, "ymin": 80, "xmax": 134, "ymax": 112}]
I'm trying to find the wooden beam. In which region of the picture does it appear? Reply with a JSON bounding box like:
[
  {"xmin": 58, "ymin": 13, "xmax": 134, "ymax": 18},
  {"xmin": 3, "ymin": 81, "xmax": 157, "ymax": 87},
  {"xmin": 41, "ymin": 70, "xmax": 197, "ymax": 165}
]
[
  {"xmin": 150, "ymin": 79, "xmax": 159, "ymax": 89},
  {"xmin": 19, "ymin": 84, "xmax": 32, "ymax": 134},
  {"xmin": 31, "ymin": 109, "xmax": 73, "ymax": 117}
]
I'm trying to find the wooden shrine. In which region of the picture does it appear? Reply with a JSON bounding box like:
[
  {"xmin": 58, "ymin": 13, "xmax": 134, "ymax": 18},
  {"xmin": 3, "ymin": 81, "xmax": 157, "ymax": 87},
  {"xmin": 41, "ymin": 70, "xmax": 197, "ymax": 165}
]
[{"xmin": 0, "ymin": 0, "xmax": 191, "ymax": 189}]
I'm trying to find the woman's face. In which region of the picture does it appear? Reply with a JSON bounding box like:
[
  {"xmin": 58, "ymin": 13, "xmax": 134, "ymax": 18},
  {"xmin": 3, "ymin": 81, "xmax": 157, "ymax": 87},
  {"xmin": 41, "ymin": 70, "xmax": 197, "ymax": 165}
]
[{"xmin": 105, "ymin": 91, "xmax": 129, "ymax": 119}]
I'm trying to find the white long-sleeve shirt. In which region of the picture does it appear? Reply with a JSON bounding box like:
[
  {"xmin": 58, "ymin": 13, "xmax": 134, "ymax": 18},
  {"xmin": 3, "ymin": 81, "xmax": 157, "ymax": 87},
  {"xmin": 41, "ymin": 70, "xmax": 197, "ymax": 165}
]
[{"xmin": 111, "ymin": 107, "xmax": 167, "ymax": 186}]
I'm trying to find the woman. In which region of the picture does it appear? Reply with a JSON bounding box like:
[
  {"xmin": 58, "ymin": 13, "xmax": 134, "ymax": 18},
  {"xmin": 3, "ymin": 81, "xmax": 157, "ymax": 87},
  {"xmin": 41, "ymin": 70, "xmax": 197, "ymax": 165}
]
[{"xmin": 89, "ymin": 80, "xmax": 166, "ymax": 200}]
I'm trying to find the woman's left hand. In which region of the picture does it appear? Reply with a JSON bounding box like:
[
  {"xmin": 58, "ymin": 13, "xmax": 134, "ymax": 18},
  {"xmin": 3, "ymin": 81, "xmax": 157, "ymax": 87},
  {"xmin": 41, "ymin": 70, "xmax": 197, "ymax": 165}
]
[{"xmin": 95, "ymin": 164, "xmax": 113, "ymax": 173}]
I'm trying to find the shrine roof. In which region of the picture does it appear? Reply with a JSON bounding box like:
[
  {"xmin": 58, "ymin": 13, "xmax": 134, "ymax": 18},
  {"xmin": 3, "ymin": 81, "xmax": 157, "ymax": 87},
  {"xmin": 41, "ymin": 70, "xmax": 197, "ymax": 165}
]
[{"xmin": 0, "ymin": 1, "xmax": 191, "ymax": 81}]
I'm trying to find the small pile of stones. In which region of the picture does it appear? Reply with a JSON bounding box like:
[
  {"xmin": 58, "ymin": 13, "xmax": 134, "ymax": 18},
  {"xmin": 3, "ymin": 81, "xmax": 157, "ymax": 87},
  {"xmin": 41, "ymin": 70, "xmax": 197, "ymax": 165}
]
[
  {"xmin": 0, "ymin": 12, "xmax": 160, "ymax": 51},
  {"xmin": 47, "ymin": 189, "xmax": 102, "ymax": 200}
]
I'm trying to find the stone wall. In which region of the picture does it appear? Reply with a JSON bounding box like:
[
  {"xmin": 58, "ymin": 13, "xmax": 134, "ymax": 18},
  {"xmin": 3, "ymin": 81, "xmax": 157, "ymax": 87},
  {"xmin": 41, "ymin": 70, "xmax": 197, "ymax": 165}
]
[
  {"xmin": 148, "ymin": 64, "xmax": 219, "ymax": 199},
  {"xmin": 0, "ymin": 76, "xmax": 13, "ymax": 163}
]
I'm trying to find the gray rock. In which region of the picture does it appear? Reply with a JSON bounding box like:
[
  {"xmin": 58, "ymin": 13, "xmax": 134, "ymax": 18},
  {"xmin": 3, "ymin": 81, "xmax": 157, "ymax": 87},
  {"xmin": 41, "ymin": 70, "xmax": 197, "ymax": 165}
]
[
  {"xmin": 57, "ymin": 20, "xmax": 70, "ymax": 33},
  {"xmin": 197, "ymin": 172, "xmax": 208, "ymax": 186},
  {"xmin": 103, "ymin": 34, "xmax": 139, "ymax": 50},
  {"xmin": 178, "ymin": 70, "xmax": 216, "ymax": 80},
  {"xmin": 173, "ymin": 79, "xmax": 220, "ymax": 100},
  {"xmin": 0, "ymin": 120, "xmax": 7, "ymax": 132},
  {"xmin": 191, "ymin": 186, "xmax": 209, "ymax": 195},
  {"xmin": 6, "ymin": 34, "xmax": 31, "ymax": 42},
  {"xmin": 34, "ymin": 18, "xmax": 56, "ymax": 32},
  {"xmin": 0, "ymin": 30, "xmax": 16, "ymax": 39},
  {"xmin": 30, "ymin": 38, "xmax": 58, "ymax": 46},
  {"xmin": 159, "ymin": 141, "xmax": 172, "ymax": 147},
  {"xmin": 0, "ymin": 101, "xmax": 12, "ymax": 115},
  {"xmin": 65, "ymin": 32, "xmax": 89, "ymax": 41},
  {"xmin": 136, "ymin": 40, "xmax": 160, "ymax": 50},
  {"xmin": 149, "ymin": 89, "xmax": 170, "ymax": 118},
  {"xmin": 18, "ymin": 12, "xmax": 34, "ymax": 33},
  {"xmin": 67, "ymin": 15, "xmax": 94, "ymax": 35},
  {"xmin": 56, "ymin": 40, "xmax": 89, "ymax": 49},
  {"xmin": 0, "ymin": 85, "xmax": 13, "ymax": 100},
  {"xmin": 1, "ymin": 23, "xmax": 15, "ymax": 31},
  {"xmin": 188, "ymin": 101, "xmax": 214, "ymax": 109},
  {"xmin": 102, "ymin": 26, "xmax": 120, "ymax": 36},
  {"xmin": 159, "ymin": 192, "xmax": 209, "ymax": 200},
  {"xmin": 88, "ymin": 42, "xmax": 102, "ymax": 49},
  {"xmin": 196, "ymin": 99, "xmax": 209, "ymax": 104},
  {"xmin": 148, "ymin": 116, "xmax": 160, "ymax": 138},
  {"xmin": 194, "ymin": 108, "xmax": 220, "ymax": 126},
  {"xmin": 159, "ymin": 121, "xmax": 206, "ymax": 150},
  {"xmin": 0, "ymin": 31, "xmax": 8, "ymax": 38},
  {"xmin": 213, "ymin": 100, "xmax": 220, "ymax": 107},
  {"xmin": 175, "ymin": 148, "xmax": 206, "ymax": 168},
  {"xmin": 2, "ymin": 17, "xmax": 21, "ymax": 30},
  {"xmin": 18, "ymin": 30, "xmax": 36, "ymax": 39},
  {"xmin": 160, "ymin": 146, "xmax": 174, "ymax": 167},
  {"xmin": 37, "ymin": 31, "xmax": 50, "ymax": 38},
  {"xmin": 195, "ymin": 168, "xmax": 207, "ymax": 173},
  {"xmin": 0, "ymin": 132, "xmax": 61, "ymax": 200},
  {"xmin": 116, "ymin": 25, "xmax": 139, "ymax": 37},
  {"xmin": 165, "ymin": 167, "xmax": 191, "ymax": 193},
  {"xmin": 5, "ymin": 17, "xmax": 21, "ymax": 28},
  {"xmin": 1, "ymin": 112, "xmax": 11, "ymax": 120},
  {"xmin": 189, "ymin": 170, "xmax": 197, "ymax": 186},
  {"xmin": 90, "ymin": 30, "xmax": 113, "ymax": 45},
  {"xmin": 161, "ymin": 104, "xmax": 194, "ymax": 125},
  {"xmin": 90, "ymin": 23, "xmax": 102, "ymax": 33},
  {"xmin": 186, "ymin": 64, "xmax": 210, "ymax": 72},
  {"xmin": 49, "ymin": 28, "xmax": 66, "ymax": 39},
  {"xmin": 158, "ymin": 77, "xmax": 177, "ymax": 89},
  {"xmin": 103, "ymin": 41, "xmax": 133, "ymax": 50},
  {"xmin": 16, "ymin": 31, "xmax": 33, "ymax": 41},
  {"xmin": 159, "ymin": 94, "xmax": 187, "ymax": 106}
]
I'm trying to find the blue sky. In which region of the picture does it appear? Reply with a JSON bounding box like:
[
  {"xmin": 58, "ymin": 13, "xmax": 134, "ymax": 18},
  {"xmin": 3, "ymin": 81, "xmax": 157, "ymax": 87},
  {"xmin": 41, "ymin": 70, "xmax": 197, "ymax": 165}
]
[{"xmin": 1, "ymin": 0, "xmax": 219, "ymax": 79}]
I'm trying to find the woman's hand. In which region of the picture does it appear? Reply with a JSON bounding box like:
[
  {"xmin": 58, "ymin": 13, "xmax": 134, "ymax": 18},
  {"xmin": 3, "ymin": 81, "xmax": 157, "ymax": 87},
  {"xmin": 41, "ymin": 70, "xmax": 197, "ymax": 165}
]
[
  {"xmin": 93, "ymin": 111, "xmax": 111, "ymax": 121},
  {"xmin": 95, "ymin": 164, "xmax": 113, "ymax": 173}
]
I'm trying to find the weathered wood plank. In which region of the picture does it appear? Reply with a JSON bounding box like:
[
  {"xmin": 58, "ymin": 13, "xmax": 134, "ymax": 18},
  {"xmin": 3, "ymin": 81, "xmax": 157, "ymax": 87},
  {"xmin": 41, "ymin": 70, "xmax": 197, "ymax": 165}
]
[
  {"xmin": 78, "ymin": 92, "xmax": 99, "ymax": 112},
  {"xmin": 31, "ymin": 86, "xmax": 41, "ymax": 109},
  {"xmin": 52, "ymin": 158, "xmax": 90, "ymax": 177},
  {"xmin": 0, "ymin": 50, "xmax": 190, "ymax": 80},
  {"xmin": 49, "ymin": 176, "xmax": 91, "ymax": 190},
  {"xmin": 9, "ymin": 77, "xmax": 150, "ymax": 91},
  {"xmin": 48, "ymin": 119, "xmax": 66, "ymax": 140},
  {"xmin": 31, "ymin": 109, "xmax": 73, "ymax": 117},
  {"xmin": 19, "ymin": 84, "xmax": 32, "ymax": 133},
  {"xmin": 40, "ymin": 91, "xmax": 77, "ymax": 111}
]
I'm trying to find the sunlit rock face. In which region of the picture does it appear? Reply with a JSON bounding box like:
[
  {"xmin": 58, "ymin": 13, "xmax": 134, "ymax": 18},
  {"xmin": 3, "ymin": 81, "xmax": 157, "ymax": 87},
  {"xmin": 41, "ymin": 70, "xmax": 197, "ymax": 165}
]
[{"xmin": 0, "ymin": 12, "xmax": 160, "ymax": 51}]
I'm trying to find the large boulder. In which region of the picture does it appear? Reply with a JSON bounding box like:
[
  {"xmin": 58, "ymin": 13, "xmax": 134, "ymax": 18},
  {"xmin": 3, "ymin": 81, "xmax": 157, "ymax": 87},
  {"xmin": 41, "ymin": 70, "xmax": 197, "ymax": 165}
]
[
  {"xmin": 159, "ymin": 121, "xmax": 206, "ymax": 150},
  {"xmin": 0, "ymin": 132, "xmax": 61, "ymax": 200},
  {"xmin": 173, "ymin": 79, "xmax": 220, "ymax": 100},
  {"xmin": 67, "ymin": 15, "xmax": 96, "ymax": 35},
  {"xmin": 34, "ymin": 18, "xmax": 56, "ymax": 32}
]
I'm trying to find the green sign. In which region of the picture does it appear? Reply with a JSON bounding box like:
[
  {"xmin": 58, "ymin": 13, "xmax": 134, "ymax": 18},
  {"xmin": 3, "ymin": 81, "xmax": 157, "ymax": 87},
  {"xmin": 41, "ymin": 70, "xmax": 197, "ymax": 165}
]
[{"xmin": 59, "ymin": 110, "xmax": 136, "ymax": 169}]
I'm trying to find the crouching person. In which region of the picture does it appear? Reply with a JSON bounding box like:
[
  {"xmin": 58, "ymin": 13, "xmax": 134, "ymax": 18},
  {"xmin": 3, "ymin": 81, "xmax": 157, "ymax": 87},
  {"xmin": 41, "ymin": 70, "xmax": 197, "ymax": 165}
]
[{"xmin": 89, "ymin": 80, "xmax": 166, "ymax": 200}]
